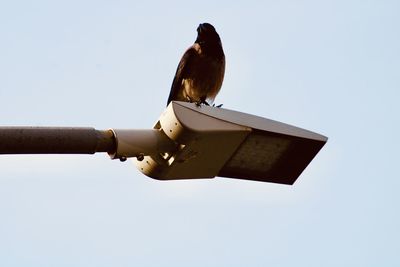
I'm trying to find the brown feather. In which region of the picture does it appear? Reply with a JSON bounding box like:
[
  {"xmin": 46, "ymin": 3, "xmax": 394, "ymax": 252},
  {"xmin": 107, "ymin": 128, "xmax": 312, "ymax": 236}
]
[{"xmin": 167, "ymin": 23, "xmax": 225, "ymax": 106}]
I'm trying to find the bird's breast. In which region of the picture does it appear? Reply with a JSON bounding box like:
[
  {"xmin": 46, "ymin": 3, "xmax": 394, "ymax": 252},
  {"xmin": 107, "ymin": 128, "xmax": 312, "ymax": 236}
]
[{"xmin": 181, "ymin": 54, "xmax": 225, "ymax": 103}]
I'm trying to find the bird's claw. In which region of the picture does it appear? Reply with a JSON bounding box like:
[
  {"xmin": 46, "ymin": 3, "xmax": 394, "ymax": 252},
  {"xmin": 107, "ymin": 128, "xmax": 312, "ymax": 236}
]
[{"xmin": 212, "ymin": 103, "xmax": 223, "ymax": 108}]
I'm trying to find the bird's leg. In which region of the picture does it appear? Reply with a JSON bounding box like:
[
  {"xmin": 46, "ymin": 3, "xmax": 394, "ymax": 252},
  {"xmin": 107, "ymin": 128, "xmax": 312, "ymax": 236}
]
[
  {"xmin": 195, "ymin": 96, "xmax": 210, "ymax": 106},
  {"xmin": 187, "ymin": 96, "xmax": 204, "ymax": 107},
  {"xmin": 201, "ymin": 96, "xmax": 210, "ymax": 106}
]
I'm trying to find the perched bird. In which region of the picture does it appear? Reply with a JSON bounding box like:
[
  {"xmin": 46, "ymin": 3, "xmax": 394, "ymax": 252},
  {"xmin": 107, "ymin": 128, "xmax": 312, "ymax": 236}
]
[{"xmin": 167, "ymin": 23, "xmax": 225, "ymax": 106}]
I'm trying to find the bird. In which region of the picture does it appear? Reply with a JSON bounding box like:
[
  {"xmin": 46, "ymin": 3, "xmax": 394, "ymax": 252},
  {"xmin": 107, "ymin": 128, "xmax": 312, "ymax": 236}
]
[{"xmin": 167, "ymin": 23, "xmax": 225, "ymax": 106}]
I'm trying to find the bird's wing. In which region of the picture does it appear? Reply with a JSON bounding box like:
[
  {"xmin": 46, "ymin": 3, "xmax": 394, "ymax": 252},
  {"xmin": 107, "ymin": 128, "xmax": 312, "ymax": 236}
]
[{"xmin": 167, "ymin": 46, "xmax": 198, "ymax": 106}]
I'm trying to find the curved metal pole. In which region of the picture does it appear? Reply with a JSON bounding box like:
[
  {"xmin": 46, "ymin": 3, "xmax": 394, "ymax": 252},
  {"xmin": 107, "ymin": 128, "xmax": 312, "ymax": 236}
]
[{"xmin": 0, "ymin": 127, "xmax": 115, "ymax": 155}]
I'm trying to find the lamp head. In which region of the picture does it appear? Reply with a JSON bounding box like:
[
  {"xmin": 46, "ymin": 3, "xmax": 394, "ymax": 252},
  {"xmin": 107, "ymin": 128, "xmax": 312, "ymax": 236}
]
[{"xmin": 132, "ymin": 101, "xmax": 327, "ymax": 185}]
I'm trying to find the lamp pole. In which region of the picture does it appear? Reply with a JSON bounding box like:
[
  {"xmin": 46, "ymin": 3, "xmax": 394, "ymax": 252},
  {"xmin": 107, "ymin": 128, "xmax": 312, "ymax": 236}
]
[{"xmin": 0, "ymin": 127, "xmax": 115, "ymax": 155}]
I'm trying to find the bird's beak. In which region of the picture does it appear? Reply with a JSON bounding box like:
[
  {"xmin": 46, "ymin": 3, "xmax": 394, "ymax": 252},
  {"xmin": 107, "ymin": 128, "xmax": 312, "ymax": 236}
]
[{"xmin": 198, "ymin": 23, "xmax": 205, "ymax": 34}]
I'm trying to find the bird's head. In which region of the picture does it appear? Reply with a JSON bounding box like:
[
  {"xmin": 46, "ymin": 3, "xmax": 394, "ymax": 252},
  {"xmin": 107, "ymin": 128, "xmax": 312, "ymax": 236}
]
[{"xmin": 196, "ymin": 23, "xmax": 222, "ymax": 45}]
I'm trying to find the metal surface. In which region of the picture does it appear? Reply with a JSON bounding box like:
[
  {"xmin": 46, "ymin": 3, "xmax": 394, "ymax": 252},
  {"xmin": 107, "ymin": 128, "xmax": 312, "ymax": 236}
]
[
  {"xmin": 109, "ymin": 129, "xmax": 176, "ymax": 160},
  {"xmin": 0, "ymin": 102, "xmax": 327, "ymax": 185},
  {"xmin": 0, "ymin": 127, "xmax": 115, "ymax": 154},
  {"xmin": 134, "ymin": 101, "xmax": 328, "ymax": 184}
]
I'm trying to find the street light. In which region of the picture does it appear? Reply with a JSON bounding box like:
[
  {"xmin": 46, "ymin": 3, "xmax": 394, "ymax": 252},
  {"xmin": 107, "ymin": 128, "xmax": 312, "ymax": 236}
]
[{"xmin": 0, "ymin": 101, "xmax": 327, "ymax": 184}]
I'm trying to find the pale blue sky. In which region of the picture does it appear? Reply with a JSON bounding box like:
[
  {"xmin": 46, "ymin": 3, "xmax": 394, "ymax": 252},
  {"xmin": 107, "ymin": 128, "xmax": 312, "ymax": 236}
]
[{"xmin": 1, "ymin": 1, "xmax": 399, "ymax": 266}]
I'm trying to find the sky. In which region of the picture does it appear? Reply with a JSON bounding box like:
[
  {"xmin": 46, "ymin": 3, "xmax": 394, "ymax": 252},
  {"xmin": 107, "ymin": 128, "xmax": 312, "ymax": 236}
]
[{"xmin": 0, "ymin": 0, "xmax": 399, "ymax": 266}]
